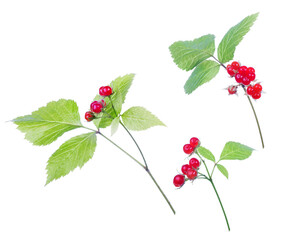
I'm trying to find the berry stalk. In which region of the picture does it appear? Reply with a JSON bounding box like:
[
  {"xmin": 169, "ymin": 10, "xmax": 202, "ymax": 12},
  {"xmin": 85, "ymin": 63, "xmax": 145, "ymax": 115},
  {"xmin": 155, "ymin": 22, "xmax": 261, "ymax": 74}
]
[{"xmin": 213, "ymin": 58, "xmax": 264, "ymax": 148}]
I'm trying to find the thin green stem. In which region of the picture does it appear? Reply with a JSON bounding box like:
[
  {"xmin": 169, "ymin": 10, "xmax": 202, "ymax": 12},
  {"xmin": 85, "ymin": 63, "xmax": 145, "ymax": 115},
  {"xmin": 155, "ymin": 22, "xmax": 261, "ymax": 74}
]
[
  {"xmin": 210, "ymin": 160, "xmax": 221, "ymax": 178},
  {"xmin": 196, "ymin": 151, "xmax": 230, "ymax": 230},
  {"xmin": 196, "ymin": 152, "xmax": 211, "ymax": 178},
  {"xmin": 119, "ymin": 121, "xmax": 149, "ymax": 170},
  {"xmin": 211, "ymin": 56, "xmax": 265, "ymax": 149},
  {"xmin": 209, "ymin": 179, "xmax": 230, "ymax": 231},
  {"xmin": 211, "ymin": 55, "xmax": 226, "ymax": 69},
  {"xmin": 147, "ymin": 170, "xmax": 176, "ymax": 214},
  {"xmin": 108, "ymin": 96, "xmax": 118, "ymax": 117},
  {"xmin": 97, "ymin": 131, "xmax": 146, "ymax": 169},
  {"xmin": 242, "ymin": 86, "xmax": 264, "ymax": 148},
  {"xmin": 93, "ymin": 124, "xmax": 175, "ymax": 214}
]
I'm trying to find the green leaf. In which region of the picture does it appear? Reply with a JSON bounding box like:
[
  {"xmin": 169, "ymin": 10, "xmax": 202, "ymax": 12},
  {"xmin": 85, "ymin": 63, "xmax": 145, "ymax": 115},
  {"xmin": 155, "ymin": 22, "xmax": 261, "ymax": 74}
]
[
  {"xmin": 217, "ymin": 164, "xmax": 229, "ymax": 179},
  {"xmin": 12, "ymin": 99, "xmax": 82, "ymax": 146},
  {"xmin": 197, "ymin": 146, "xmax": 215, "ymax": 162},
  {"xmin": 121, "ymin": 106, "xmax": 165, "ymax": 131},
  {"xmin": 184, "ymin": 60, "xmax": 220, "ymax": 94},
  {"xmin": 218, "ymin": 13, "xmax": 259, "ymax": 63},
  {"xmin": 219, "ymin": 141, "xmax": 254, "ymax": 161},
  {"xmin": 93, "ymin": 74, "xmax": 135, "ymax": 129},
  {"xmin": 46, "ymin": 132, "xmax": 97, "ymax": 185},
  {"xmin": 169, "ymin": 34, "xmax": 215, "ymax": 71},
  {"xmin": 111, "ymin": 116, "xmax": 120, "ymax": 136}
]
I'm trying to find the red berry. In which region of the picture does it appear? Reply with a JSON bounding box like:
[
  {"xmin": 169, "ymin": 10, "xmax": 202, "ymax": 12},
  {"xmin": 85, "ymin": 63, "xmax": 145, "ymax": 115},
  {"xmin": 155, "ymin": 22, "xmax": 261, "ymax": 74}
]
[
  {"xmin": 183, "ymin": 144, "xmax": 194, "ymax": 154},
  {"xmin": 247, "ymin": 67, "xmax": 255, "ymax": 74},
  {"xmin": 238, "ymin": 66, "xmax": 248, "ymax": 76},
  {"xmin": 253, "ymin": 83, "xmax": 262, "ymax": 93},
  {"xmin": 186, "ymin": 169, "xmax": 197, "ymax": 180},
  {"xmin": 247, "ymin": 73, "xmax": 256, "ymax": 81},
  {"xmin": 228, "ymin": 85, "xmax": 237, "ymax": 95},
  {"xmin": 103, "ymin": 86, "xmax": 112, "ymax": 96},
  {"xmin": 85, "ymin": 111, "xmax": 94, "ymax": 122},
  {"xmin": 190, "ymin": 137, "xmax": 200, "ymax": 148},
  {"xmin": 235, "ymin": 73, "xmax": 243, "ymax": 83},
  {"xmin": 246, "ymin": 85, "xmax": 254, "ymax": 95},
  {"xmin": 181, "ymin": 164, "xmax": 191, "ymax": 175},
  {"xmin": 173, "ymin": 174, "xmax": 185, "ymax": 187},
  {"xmin": 226, "ymin": 65, "xmax": 235, "ymax": 76},
  {"xmin": 252, "ymin": 92, "xmax": 261, "ymax": 100},
  {"xmin": 189, "ymin": 158, "xmax": 200, "ymax": 169},
  {"xmin": 242, "ymin": 76, "xmax": 251, "ymax": 85},
  {"xmin": 90, "ymin": 101, "xmax": 103, "ymax": 113},
  {"xmin": 231, "ymin": 61, "xmax": 240, "ymax": 70},
  {"xmin": 99, "ymin": 86, "xmax": 105, "ymax": 96}
]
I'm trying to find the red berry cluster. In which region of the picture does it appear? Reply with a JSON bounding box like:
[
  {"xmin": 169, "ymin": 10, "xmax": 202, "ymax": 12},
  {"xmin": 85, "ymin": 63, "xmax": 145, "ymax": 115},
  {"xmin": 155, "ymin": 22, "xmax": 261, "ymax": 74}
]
[
  {"xmin": 85, "ymin": 86, "xmax": 113, "ymax": 122},
  {"xmin": 226, "ymin": 61, "xmax": 263, "ymax": 99},
  {"xmin": 173, "ymin": 137, "xmax": 200, "ymax": 187}
]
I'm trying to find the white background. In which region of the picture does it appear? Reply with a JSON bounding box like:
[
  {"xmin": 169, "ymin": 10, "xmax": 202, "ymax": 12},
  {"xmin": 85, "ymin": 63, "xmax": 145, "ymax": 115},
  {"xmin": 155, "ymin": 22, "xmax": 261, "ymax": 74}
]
[{"xmin": 1, "ymin": 0, "xmax": 284, "ymax": 239}]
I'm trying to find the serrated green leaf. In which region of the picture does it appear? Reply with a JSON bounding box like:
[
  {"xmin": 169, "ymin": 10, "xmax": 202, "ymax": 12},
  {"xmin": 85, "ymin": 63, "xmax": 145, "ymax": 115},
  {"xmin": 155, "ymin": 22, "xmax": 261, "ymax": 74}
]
[
  {"xmin": 93, "ymin": 74, "xmax": 134, "ymax": 129},
  {"xmin": 169, "ymin": 34, "xmax": 215, "ymax": 71},
  {"xmin": 184, "ymin": 60, "xmax": 220, "ymax": 94},
  {"xmin": 218, "ymin": 13, "xmax": 259, "ymax": 63},
  {"xmin": 46, "ymin": 132, "xmax": 97, "ymax": 185},
  {"xmin": 197, "ymin": 146, "xmax": 215, "ymax": 162},
  {"xmin": 121, "ymin": 106, "xmax": 165, "ymax": 131},
  {"xmin": 217, "ymin": 164, "xmax": 229, "ymax": 179},
  {"xmin": 111, "ymin": 116, "xmax": 120, "ymax": 136},
  {"xmin": 220, "ymin": 141, "xmax": 254, "ymax": 161},
  {"xmin": 12, "ymin": 99, "xmax": 82, "ymax": 146}
]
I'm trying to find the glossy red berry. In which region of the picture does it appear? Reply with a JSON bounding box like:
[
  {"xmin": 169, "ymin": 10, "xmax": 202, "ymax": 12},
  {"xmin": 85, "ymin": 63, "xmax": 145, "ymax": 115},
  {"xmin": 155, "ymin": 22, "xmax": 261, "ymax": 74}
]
[
  {"xmin": 253, "ymin": 83, "xmax": 262, "ymax": 93},
  {"xmin": 99, "ymin": 86, "xmax": 105, "ymax": 96},
  {"xmin": 189, "ymin": 158, "xmax": 200, "ymax": 169},
  {"xmin": 238, "ymin": 66, "xmax": 248, "ymax": 76},
  {"xmin": 173, "ymin": 174, "xmax": 185, "ymax": 187},
  {"xmin": 247, "ymin": 73, "xmax": 256, "ymax": 81},
  {"xmin": 231, "ymin": 61, "xmax": 240, "ymax": 70},
  {"xmin": 186, "ymin": 169, "xmax": 198, "ymax": 180},
  {"xmin": 90, "ymin": 101, "xmax": 103, "ymax": 113},
  {"xmin": 247, "ymin": 67, "xmax": 255, "ymax": 74},
  {"xmin": 228, "ymin": 85, "xmax": 237, "ymax": 95},
  {"xmin": 190, "ymin": 137, "xmax": 200, "ymax": 148},
  {"xmin": 226, "ymin": 65, "xmax": 235, "ymax": 76},
  {"xmin": 181, "ymin": 164, "xmax": 191, "ymax": 175},
  {"xmin": 252, "ymin": 92, "xmax": 261, "ymax": 100},
  {"xmin": 85, "ymin": 111, "xmax": 94, "ymax": 122},
  {"xmin": 242, "ymin": 76, "xmax": 251, "ymax": 85},
  {"xmin": 235, "ymin": 73, "xmax": 243, "ymax": 83},
  {"xmin": 183, "ymin": 144, "xmax": 194, "ymax": 154},
  {"xmin": 246, "ymin": 85, "xmax": 254, "ymax": 95},
  {"xmin": 103, "ymin": 86, "xmax": 112, "ymax": 96}
]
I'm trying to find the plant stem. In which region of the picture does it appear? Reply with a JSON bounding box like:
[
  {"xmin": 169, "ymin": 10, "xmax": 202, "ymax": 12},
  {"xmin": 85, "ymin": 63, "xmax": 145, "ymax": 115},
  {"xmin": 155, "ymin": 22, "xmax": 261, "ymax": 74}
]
[
  {"xmin": 211, "ymin": 55, "xmax": 226, "ymax": 69},
  {"xmin": 242, "ymin": 86, "xmax": 264, "ymax": 148},
  {"xmin": 97, "ymin": 131, "xmax": 146, "ymax": 169},
  {"xmin": 209, "ymin": 179, "xmax": 230, "ymax": 231},
  {"xmin": 147, "ymin": 170, "xmax": 176, "ymax": 214},
  {"xmin": 97, "ymin": 131, "xmax": 175, "ymax": 214},
  {"xmin": 119, "ymin": 121, "xmax": 149, "ymax": 170},
  {"xmin": 196, "ymin": 152, "xmax": 230, "ymax": 231},
  {"xmin": 211, "ymin": 56, "xmax": 264, "ymax": 149}
]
